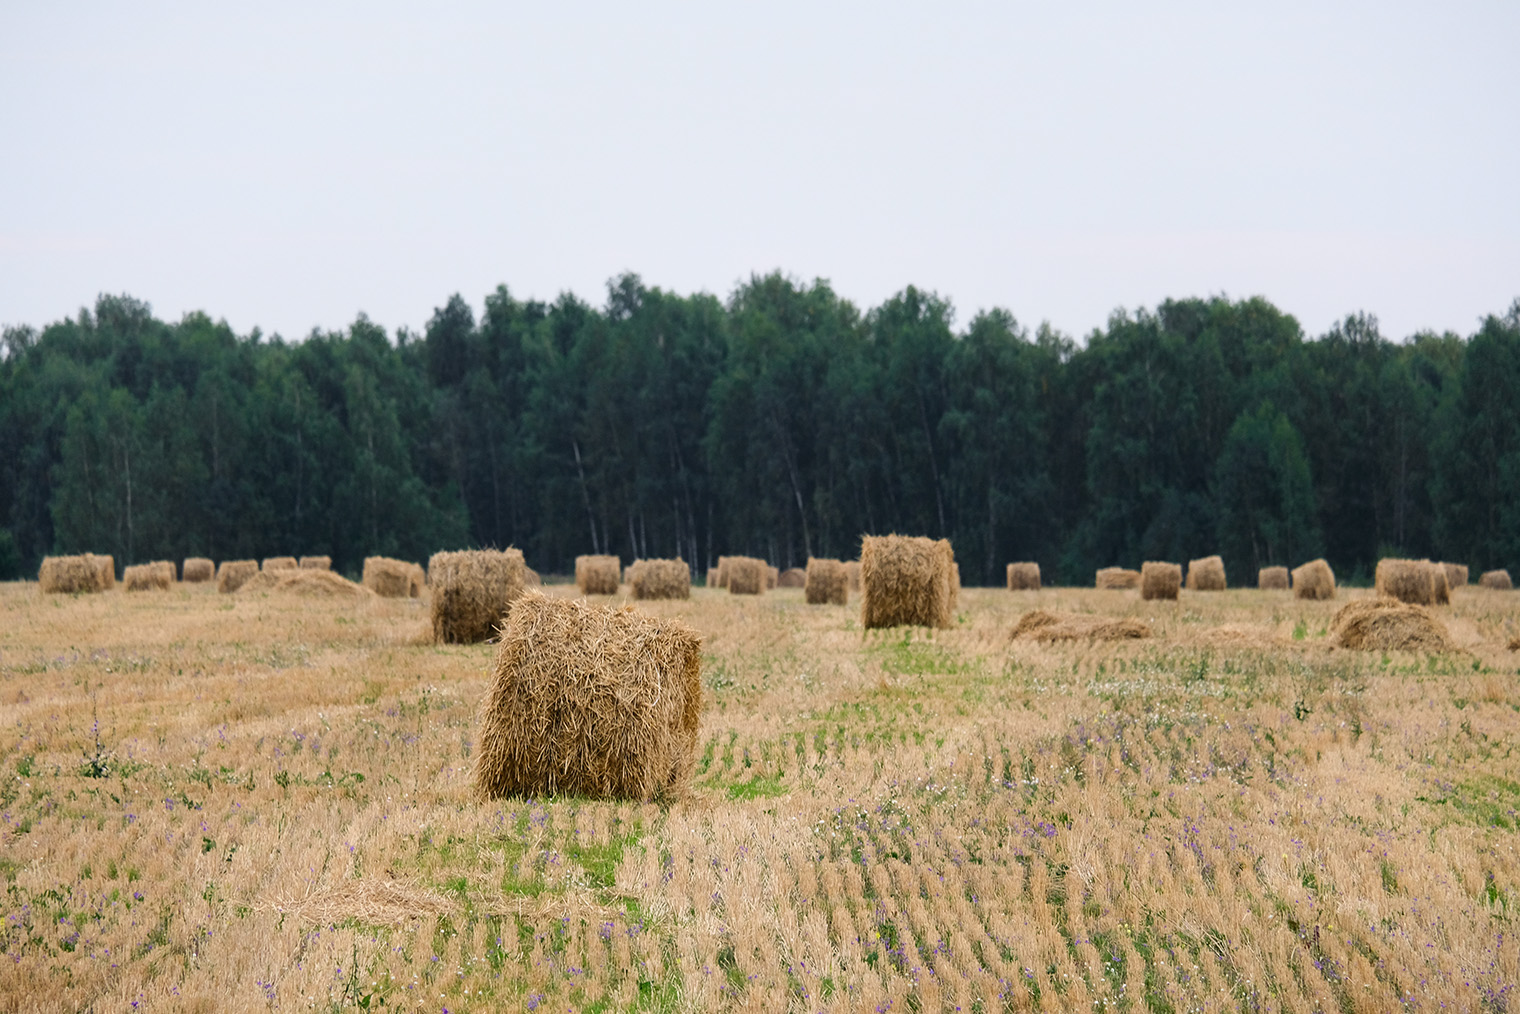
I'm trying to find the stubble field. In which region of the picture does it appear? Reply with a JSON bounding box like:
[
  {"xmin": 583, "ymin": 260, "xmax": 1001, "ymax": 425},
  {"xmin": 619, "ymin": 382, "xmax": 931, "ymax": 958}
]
[{"xmin": 1, "ymin": 578, "xmax": 1518, "ymax": 1013}]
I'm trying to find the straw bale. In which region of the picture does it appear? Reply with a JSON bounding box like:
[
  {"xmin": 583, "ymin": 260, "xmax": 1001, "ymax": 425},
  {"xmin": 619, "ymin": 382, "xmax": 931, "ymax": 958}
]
[
  {"xmin": 261, "ymin": 556, "xmax": 297, "ymax": 572},
  {"xmin": 1096, "ymin": 567, "xmax": 1141, "ymax": 590},
  {"xmin": 1440, "ymin": 562, "xmax": 1468, "ymax": 590},
  {"xmin": 778, "ymin": 567, "xmax": 806, "ymax": 588},
  {"xmin": 408, "ymin": 563, "xmax": 425, "ymax": 597},
  {"xmin": 299, "ymin": 555, "xmax": 331, "ymax": 571},
  {"xmin": 630, "ymin": 558, "xmax": 691, "ymax": 601},
  {"xmin": 1480, "ymin": 569, "xmax": 1513, "ymax": 590},
  {"xmin": 1185, "ymin": 555, "xmax": 1227, "ymax": 591},
  {"xmin": 238, "ymin": 569, "xmax": 372, "ymax": 597},
  {"xmin": 766, "ymin": 566, "xmax": 779, "ymax": 590},
  {"xmin": 363, "ymin": 556, "xmax": 418, "ymax": 598},
  {"xmin": 38, "ymin": 554, "xmax": 112, "ymax": 594},
  {"xmin": 725, "ymin": 556, "xmax": 767, "ymax": 596},
  {"xmin": 1375, "ymin": 559, "xmax": 1448, "ymax": 606},
  {"xmin": 804, "ymin": 558, "xmax": 849, "ymax": 605},
  {"xmin": 860, "ymin": 534, "xmax": 956, "ymax": 630},
  {"xmin": 430, "ymin": 549, "xmax": 528, "ymax": 643},
  {"xmin": 712, "ymin": 556, "xmax": 738, "ymax": 588},
  {"xmin": 182, "ymin": 557, "xmax": 214, "ymax": 583},
  {"xmin": 1258, "ymin": 566, "xmax": 1290, "ymax": 590},
  {"xmin": 1331, "ymin": 598, "xmax": 1454, "ymax": 653},
  {"xmin": 151, "ymin": 560, "xmax": 176, "ymax": 583},
  {"xmin": 575, "ymin": 555, "xmax": 621, "ymax": 596},
  {"xmin": 124, "ymin": 563, "xmax": 171, "ymax": 592},
  {"xmin": 845, "ymin": 560, "xmax": 861, "ymax": 591},
  {"xmin": 1291, "ymin": 559, "xmax": 1336, "ymax": 600},
  {"xmin": 1011, "ymin": 610, "xmax": 1150, "ymax": 642},
  {"xmin": 1006, "ymin": 562, "xmax": 1041, "ymax": 591},
  {"xmin": 1141, "ymin": 561, "xmax": 1182, "ymax": 601},
  {"xmin": 473, "ymin": 591, "xmax": 702, "ymax": 801},
  {"xmin": 216, "ymin": 560, "xmax": 258, "ymax": 593}
]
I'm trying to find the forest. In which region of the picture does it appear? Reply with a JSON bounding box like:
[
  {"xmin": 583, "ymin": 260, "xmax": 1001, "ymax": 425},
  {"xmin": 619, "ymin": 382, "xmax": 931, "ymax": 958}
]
[{"xmin": 2, "ymin": 274, "xmax": 1517, "ymax": 587}]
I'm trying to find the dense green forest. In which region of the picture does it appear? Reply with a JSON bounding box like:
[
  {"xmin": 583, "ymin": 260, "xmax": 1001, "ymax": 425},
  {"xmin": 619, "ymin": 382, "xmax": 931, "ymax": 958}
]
[{"xmin": 2, "ymin": 275, "xmax": 1517, "ymax": 586}]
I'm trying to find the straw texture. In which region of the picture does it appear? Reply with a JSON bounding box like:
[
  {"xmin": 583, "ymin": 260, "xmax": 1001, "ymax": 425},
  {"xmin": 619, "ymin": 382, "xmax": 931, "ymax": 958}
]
[
  {"xmin": 429, "ymin": 549, "xmax": 529, "ymax": 644},
  {"xmin": 39, "ymin": 554, "xmax": 113, "ymax": 594},
  {"xmin": 1141, "ymin": 561, "xmax": 1182, "ymax": 601},
  {"xmin": 1480, "ymin": 569, "xmax": 1513, "ymax": 590},
  {"xmin": 1331, "ymin": 598, "xmax": 1453, "ymax": 652},
  {"xmin": 1292, "ymin": 559, "xmax": 1336, "ymax": 600},
  {"xmin": 182, "ymin": 557, "xmax": 214, "ymax": 583},
  {"xmin": 804, "ymin": 558, "xmax": 848, "ymax": 605},
  {"xmin": 1258, "ymin": 566, "xmax": 1289, "ymax": 590},
  {"xmin": 725, "ymin": 557, "xmax": 767, "ymax": 596},
  {"xmin": 123, "ymin": 563, "xmax": 171, "ymax": 591},
  {"xmin": 216, "ymin": 560, "xmax": 258, "ymax": 594},
  {"xmin": 1375, "ymin": 559, "xmax": 1448, "ymax": 606},
  {"xmin": 1012, "ymin": 610, "xmax": 1150, "ymax": 642},
  {"xmin": 363, "ymin": 556, "xmax": 418, "ymax": 598},
  {"xmin": 261, "ymin": 556, "xmax": 297, "ymax": 572},
  {"xmin": 1185, "ymin": 556, "xmax": 1227, "ymax": 591},
  {"xmin": 299, "ymin": 556, "xmax": 332, "ymax": 571},
  {"xmin": 1006, "ymin": 562, "xmax": 1041, "ymax": 591},
  {"xmin": 859, "ymin": 534, "xmax": 955, "ymax": 630},
  {"xmin": 630, "ymin": 559, "xmax": 691, "ymax": 601},
  {"xmin": 778, "ymin": 568, "xmax": 806, "ymax": 588},
  {"xmin": 575, "ymin": 555, "xmax": 621, "ymax": 596},
  {"xmin": 1095, "ymin": 567, "xmax": 1141, "ymax": 590}
]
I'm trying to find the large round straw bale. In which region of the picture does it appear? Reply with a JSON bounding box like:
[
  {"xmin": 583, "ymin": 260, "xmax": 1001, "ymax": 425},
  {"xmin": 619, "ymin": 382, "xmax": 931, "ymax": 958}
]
[
  {"xmin": 575, "ymin": 555, "xmax": 621, "ymax": 596},
  {"xmin": 1375, "ymin": 559, "xmax": 1447, "ymax": 606},
  {"xmin": 1095, "ymin": 567, "xmax": 1141, "ymax": 590},
  {"xmin": 1006, "ymin": 562, "xmax": 1041, "ymax": 591},
  {"xmin": 473, "ymin": 592, "xmax": 702, "ymax": 801},
  {"xmin": 630, "ymin": 559, "xmax": 691, "ymax": 601},
  {"xmin": 845, "ymin": 560, "xmax": 861, "ymax": 591},
  {"xmin": 182, "ymin": 557, "xmax": 214, "ymax": 583},
  {"xmin": 1258, "ymin": 566, "xmax": 1289, "ymax": 590},
  {"xmin": 804, "ymin": 557, "xmax": 848, "ymax": 605},
  {"xmin": 1331, "ymin": 598, "xmax": 1453, "ymax": 652},
  {"xmin": 1012, "ymin": 609, "xmax": 1150, "ymax": 642},
  {"xmin": 238, "ymin": 569, "xmax": 372, "ymax": 597},
  {"xmin": 860, "ymin": 534, "xmax": 956, "ymax": 630},
  {"xmin": 778, "ymin": 567, "xmax": 806, "ymax": 588},
  {"xmin": 261, "ymin": 556, "xmax": 297, "ymax": 572},
  {"xmin": 725, "ymin": 556, "xmax": 767, "ymax": 595},
  {"xmin": 1141, "ymin": 561, "xmax": 1182, "ymax": 600},
  {"xmin": 363, "ymin": 556, "xmax": 418, "ymax": 598},
  {"xmin": 430, "ymin": 549, "xmax": 528, "ymax": 643},
  {"xmin": 1291, "ymin": 559, "xmax": 1336, "ymax": 600},
  {"xmin": 299, "ymin": 555, "xmax": 332, "ymax": 571},
  {"xmin": 216, "ymin": 560, "xmax": 258, "ymax": 593},
  {"xmin": 1185, "ymin": 555, "xmax": 1227, "ymax": 591},
  {"xmin": 38, "ymin": 554, "xmax": 112, "ymax": 594},
  {"xmin": 1480, "ymin": 569, "xmax": 1513, "ymax": 590},
  {"xmin": 124, "ymin": 563, "xmax": 171, "ymax": 591},
  {"xmin": 1440, "ymin": 562, "xmax": 1468, "ymax": 590}
]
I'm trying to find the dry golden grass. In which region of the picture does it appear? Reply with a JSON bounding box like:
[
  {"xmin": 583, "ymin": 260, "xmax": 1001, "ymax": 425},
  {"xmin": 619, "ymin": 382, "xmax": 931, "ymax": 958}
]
[{"xmin": 1, "ymin": 581, "xmax": 1518, "ymax": 1012}]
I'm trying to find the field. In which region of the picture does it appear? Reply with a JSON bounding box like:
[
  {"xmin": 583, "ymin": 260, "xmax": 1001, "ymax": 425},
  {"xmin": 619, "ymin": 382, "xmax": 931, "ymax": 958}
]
[{"xmin": 1, "ymin": 579, "xmax": 1518, "ymax": 1013}]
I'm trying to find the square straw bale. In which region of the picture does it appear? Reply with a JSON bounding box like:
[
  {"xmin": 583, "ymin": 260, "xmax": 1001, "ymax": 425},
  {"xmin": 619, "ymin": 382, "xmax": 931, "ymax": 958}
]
[
  {"xmin": 1480, "ymin": 569, "xmax": 1513, "ymax": 590},
  {"xmin": 725, "ymin": 556, "xmax": 768, "ymax": 595},
  {"xmin": 90, "ymin": 554, "xmax": 116, "ymax": 590},
  {"xmin": 261, "ymin": 556, "xmax": 297, "ymax": 572},
  {"xmin": 363, "ymin": 556, "xmax": 418, "ymax": 598},
  {"xmin": 123, "ymin": 563, "xmax": 171, "ymax": 591},
  {"xmin": 1375, "ymin": 558, "xmax": 1447, "ymax": 606},
  {"xmin": 216, "ymin": 560, "xmax": 258, "ymax": 593},
  {"xmin": 299, "ymin": 556, "xmax": 332, "ymax": 571},
  {"xmin": 1291, "ymin": 558, "xmax": 1337, "ymax": 600},
  {"xmin": 575, "ymin": 554, "xmax": 622, "ymax": 595},
  {"xmin": 630, "ymin": 559, "xmax": 691, "ymax": 601},
  {"xmin": 1006, "ymin": 562, "xmax": 1041, "ymax": 591},
  {"xmin": 860, "ymin": 535, "xmax": 955, "ymax": 630},
  {"xmin": 1141, "ymin": 561, "xmax": 1182, "ymax": 601},
  {"xmin": 152, "ymin": 560, "xmax": 176, "ymax": 583},
  {"xmin": 429, "ymin": 549, "xmax": 528, "ymax": 643},
  {"xmin": 1095, "ymin": 567, "xmax": 1141, "ymax": 589},
  {"xmin": 1185, "ymin": 555, "xmax": 1227, "ymax": 591},
  {"xmin": 38, "ymin": 554, "xmax": 112, "ymax": 594},
  {"xmin": 1258, "ymin": 566, "xmax": 1290, "ymax": 590},
  {"xmin": 804, "ymin": 558, "xmax": 849, "ymax": 605},
  {"xmin": 473, "ymin": 591, "xmax": 702, "ymax": 801},
  {"xmin": 182, "ymin": 557, "xmax": 214, "ymax": 583}
]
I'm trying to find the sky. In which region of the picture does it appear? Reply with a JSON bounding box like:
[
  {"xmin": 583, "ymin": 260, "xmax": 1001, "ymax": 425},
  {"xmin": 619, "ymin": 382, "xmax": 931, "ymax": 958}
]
[{"xmin": 2, "ymin": 2, "xmax": 1517, "ymax": 344}]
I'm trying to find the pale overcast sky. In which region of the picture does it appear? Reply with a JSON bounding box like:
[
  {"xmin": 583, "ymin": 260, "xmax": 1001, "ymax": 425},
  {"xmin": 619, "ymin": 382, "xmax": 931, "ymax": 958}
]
[{"xmin": 2, "ymin": 2, "xmax": 1516, "ymax": 343}]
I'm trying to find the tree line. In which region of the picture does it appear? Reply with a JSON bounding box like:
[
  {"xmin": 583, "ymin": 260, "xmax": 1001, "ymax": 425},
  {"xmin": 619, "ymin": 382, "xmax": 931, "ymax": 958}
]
[{"xmin": 2, "ymin": 275, "xmax": 1517, "ymax": 587}]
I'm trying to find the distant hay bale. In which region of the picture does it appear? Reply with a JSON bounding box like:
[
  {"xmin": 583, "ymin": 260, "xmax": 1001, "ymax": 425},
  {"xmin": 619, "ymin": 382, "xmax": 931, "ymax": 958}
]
[
  {"xmin": 778, "ymin": 567, "xmax": 806, "ymax": 588},
  {"xmin": 1006, "ymin": 562, "xmax": 1041, "ymax": 591},
  {"xmin": 726, "ymin": 557, "xmax": 767, "ymax": 596},
  {"xmin": 238, "ymin": 569, "xmax": 372, "ymax": 597},
  {"xmin": 1291, "ymin": 559, "xmax": 1336, "ymax": 600},
  {"xmin": 630, "ymin": 559, "xmax": 691, "ymax": 601},
  {"xmin": 1258, "ymin": 566, "xmax": 1290, "ymax": 590},
  {"xmin": 1096, "ymin": 567, "xmax": 1141, "ymax": 590},
  {"xmin": 845, "ymin": 561, "xmax": 861, "ymax": 591},
  {"xmin": 299, "ymin": 555, "xmax": 332, "ymax": 571},
  {"xmin": 860, "ymin": 535, "xmax": 956, "ymax": 630},
  {"xmin": 575, "ymin": 555, "xmax": 621, "ymax": 596},
  {"xmin": 1375, "ymin": 559, "xmax": 1448, "ymax": 606},
  {"xmin": 766, "ymin": 566, "xmax": 779, "ymax": 590},
  {"xmin": 38, "ymin": 554, "xmax": 113, "ymax": 594},
  {"xmin": 1480, "ymin": 569, "xmax": 1513, "ymax": 590},
  {"xmin": 124, "ymin": 563, "xmax": 171, "ymax": 591},
  {"xmin": 1141, "ymin": 561, "xmax": 1182, "ymax": 601},
  {"xmin": 363, "ymin": 556, "xmax": 418, "ymax": 598},
  {"xmin": 152, "ymin": 560, "xmax": 176, "ymax": 583},
  {"xmin": 1185, "ymin": 555, "xmax": 1227, "ymax": 591},
  {"xmin": 430, "ymin": 549, "xmax": 528, "ymax": 643},
  {"xmin": 1011, "ymin": 609, "xmax": 1150, "ymax": 642},
  {"xmin": 1440, "ymin": 562, "xmax": 1468, "ymax": 590},
  {"xmin": 472, "ymin": 591, "xmax": 702, "ymax": 801},
  {"xmin": 1331, "ymin": 598, "xmax": 1453, "ymax": 653},
  {"xmin": 216, "ymin": 560, "xmax": 258, "ymax": 593},
  {"xmin": 182, "ymin": 557, "xmax": 214, "ymax": 583},
  {"xmin": 261, "ymin": 556, "xmax": 297, "ymax": 572},
  {"xmin": 804, "ymin": 558, "xmax": 848, "ymax": 605}
]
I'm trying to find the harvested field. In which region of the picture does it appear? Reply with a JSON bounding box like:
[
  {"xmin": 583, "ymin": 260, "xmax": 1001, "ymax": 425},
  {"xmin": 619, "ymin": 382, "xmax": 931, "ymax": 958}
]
[{"xmin": 0, "ymin": 580, "xmax": 1516, "ymax": 1012}]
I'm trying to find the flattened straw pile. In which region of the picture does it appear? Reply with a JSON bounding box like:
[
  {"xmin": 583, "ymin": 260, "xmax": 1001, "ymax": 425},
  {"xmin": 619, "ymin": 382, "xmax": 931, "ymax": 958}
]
[
  {"xmin": 1331, "ymin": 598, "xmax": 1453, "ymax": 653},
  {"xmin": 1012, "ymin": 610, "xmax": 1150, "ymax": 642},
  {"xmin": 1141, "ymin": 561, "xmax": 1182, "ymax": 601},
  {"xmin": 1292, "ymin": 559, "xmax": 1336, "ymax": 600},
  {"xmin": 1480, "ymin": 569, "xmax": 1513, "ymax": 590},
  {"xmin": 261, "ymin": 556, "xmax": 297, "ymax": 572},
  {"xmin": 804, "ymin": 558, "xmax": 849, "ymax": 605},
  {"xmin": 778, "ymin": 567, "xmax": 806, "ymax": 588},
  {"xmin": 1006, "ymin": 562, "xmax": 1041, "ymax": 591},
  {"xmin": 1258, "ymin": 566, "xmax": 1290, "ymax": 590},
  {"xmin": 216, "ymin": 560, "xmax": 258, "ymax": 593},
  {"xmin": 725, "ymin": 556, "xmax": 767, "ymax": 596},
  {"xmin": 363, "ymin": 556, "xmax": 418, "ymax": 598},
  {"xmin": 845, "ymin": 561, "xmax": 861, "ymax": 591},
  {"xmin": 182, "ymin": 557, "xmax": 214, "ymax": 583},
  {"xmin": 630, "ymin": 559, "xmax": 691, "ymax": 601},
  {"xmin": 1096, "ymin": 567, "xmax": 1141, "ymax": 590},
  {"xmin": 430, "ymin": 549, "xmax": 528, "ymax": 643},
  {"xmin": 38, "ymin": 554, "xmax": 113, "ymax": 594},
  {"xmin": 473, "ymin": 591, "xmax": 702, "ymax": 801},
  {"xmin": 1441, "ymin": 562, "xmax": 1468, "ymax": 590},
  {"xmin": 860, "ymin": 534, "xmax": 956, "ymax": 630},
  {"xmin": 124, "ymin": 563, "xmax": 171, "ymax": 592},
  {"xmin": 575, "ymin": 554, "xmax": 621, "ymax": 596},
  {"xmin": 299, "ymin": 556, "xmax": 332, "ymax": 571},
  {"xmin": 1375, "ymin": 559, "xmax": 1448, "ymax": 606},
  {"xmin": 1185, "ymin": 555, "xmax": 1227, "ymax": 591},
  {"xmin": 238, "ymin": 569, "xmax": 372, "ymax": 597}
]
